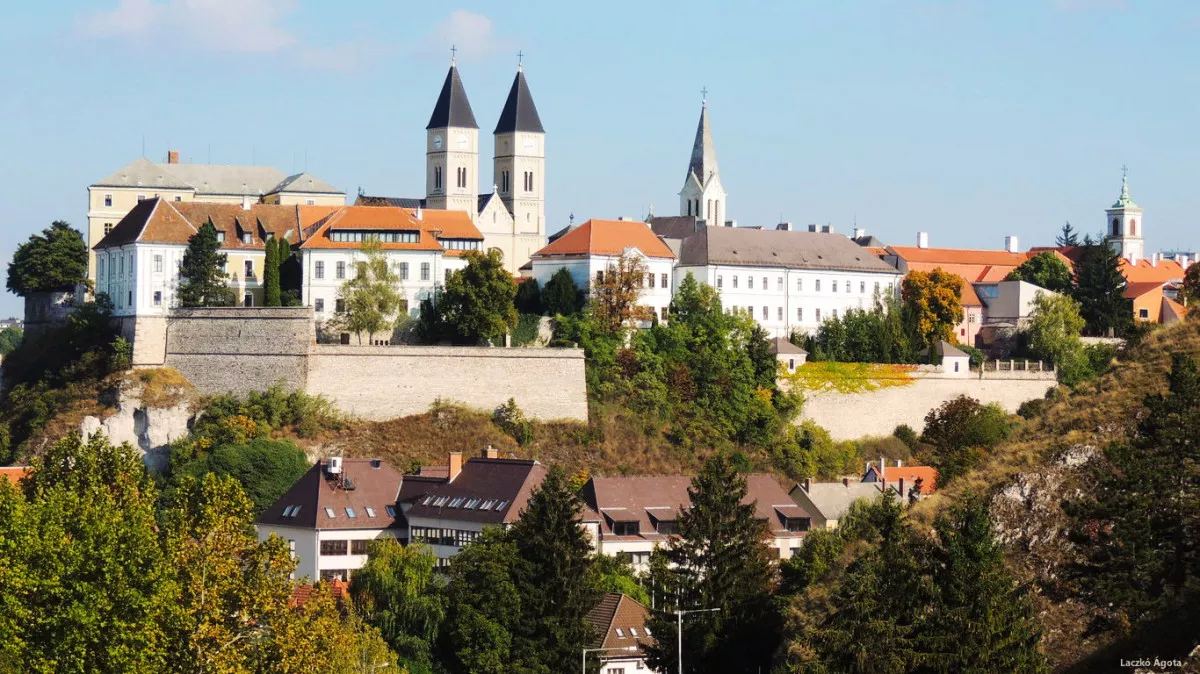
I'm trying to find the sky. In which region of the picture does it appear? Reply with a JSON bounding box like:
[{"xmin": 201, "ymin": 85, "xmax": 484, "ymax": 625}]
[{"xmin": 1, "ymin": 0, "xmax": 1198, "ymax": 316}]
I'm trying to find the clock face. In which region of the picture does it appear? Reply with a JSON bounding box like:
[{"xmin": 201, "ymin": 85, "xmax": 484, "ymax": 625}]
[
  {"xmin": 523, "ymin": 137, "xmax": 536, "ymax": 152},
  {"xmin": 456, "ymin": 134, "xmax": 468, "ymax": 149},
  {"xmin": 432, "ymin": 135, "xmax": 443, "ymax": 150}
]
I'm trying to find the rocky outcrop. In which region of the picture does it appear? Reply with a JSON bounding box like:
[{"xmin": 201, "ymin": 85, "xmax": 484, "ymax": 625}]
[{"xmin": 80, "ymin": 372, "xmax": 195, "ymax": 472}]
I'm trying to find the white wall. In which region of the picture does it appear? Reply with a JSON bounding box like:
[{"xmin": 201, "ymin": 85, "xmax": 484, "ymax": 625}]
[
  {"xmin": 301, "ymin": 249, "xmax": 469, "ymax": 324},
  {"xmin": 257, "ymin": 524, "xmax": 320, "ymax": 581},
  {"xmin": 531, "ymin": 253, "xmax": 675, "ymax": 320}
]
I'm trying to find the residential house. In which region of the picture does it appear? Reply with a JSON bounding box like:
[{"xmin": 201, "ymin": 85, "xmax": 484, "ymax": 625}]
[
  {"xmin": 297, "ymin": 205, "xmax": 484, "ymax": 331},
  {"xmin": 530, "ymin": 218, "xmax": 677, "ymax": 322},
  {"xmin": 88, "ymin": 152, "xmax": 344, "ymax": 281},
  {"xmin": 862, "ymin": 460, "xmax": 938, "ymax": 495},
  {"xmin": 585, "ymin": 593, "xmax": 658, "ymax": 673},
  {"xmin": 256, "ymin": 457, "xmax": 405, "ymax": 582},
  {"xmin": 788, "ymin": 479, "xmax": 896, "ymax": 529},
  {"xmin": 930, "ymin": 340, "xmax": 971, "ymax": 377},
  {"xmin": 579, "ymin": 474, "xmax": 812, "ymax": 568},
  {"xmin": 770, "ymin": 336, "xmax": 808, "ymax": 373},
  {"xmin": 396, "ymin": 447, "xmax": 547, "ymax": 565}
]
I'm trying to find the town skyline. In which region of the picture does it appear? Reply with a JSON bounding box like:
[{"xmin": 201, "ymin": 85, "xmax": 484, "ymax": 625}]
[{"xmin": 4, "ymin": 0, "xmax": 1200, "ymax": 314}]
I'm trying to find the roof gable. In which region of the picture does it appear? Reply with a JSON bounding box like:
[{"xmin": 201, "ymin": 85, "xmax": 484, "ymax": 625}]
[
  {"xmin": 267, "ymin": 172, "xmax": 342, "ymax": 196},
  {"xmin": 258, "ymin": 459, "xmax": 405, "ymax": 531},
  {"xmin": 401, "ymin": 458, "xmax": 547, "ymax": 525}
]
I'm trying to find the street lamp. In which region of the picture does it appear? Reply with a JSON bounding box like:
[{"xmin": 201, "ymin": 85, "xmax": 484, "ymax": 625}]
[
  {"xmin": 677, "ymin": 607, "xmax": 720, "ymax": 674},
  {"xmin": 581, "ymin": 645, "xmax": 639, "ymax": 674}
]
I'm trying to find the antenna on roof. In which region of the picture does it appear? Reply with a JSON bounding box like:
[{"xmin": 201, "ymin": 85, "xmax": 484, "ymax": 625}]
[{"xmin": 304, "ymin": 149, "xmax": 308, "ymax": 172}]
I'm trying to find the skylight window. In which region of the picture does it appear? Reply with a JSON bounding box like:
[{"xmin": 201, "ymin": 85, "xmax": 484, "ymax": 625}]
[
  {"xmin": 494, "ymin": 500, "xmax": 509, "ymax": 511},
  {"xmin": 433, "ymin": 496, "xmax": 449, "ymax": 507},
  {"xmin": 345, "ymin": 507, "xmax": 357, "ymax": 518},
  {"xmin": 465, "ymin": 498, "xmax": 481, "ymax": 509},
  {"xmin": 480, "ymin": 499, "xmax": 496, "ymax": 510},
  {"xmin": 365, "ymin": 507, "xmax": 377, "ymax": 518},
  {"xmin": 324, "ymin": 507, "xmax": 336, "ymax": 518},
  {"xmin": 449, "ymin": 497, "xmax": 465, "ymax": 508},
  {"xmin": 385, "ymin": 506, "xmax": 396, "ymax": 517},
  {"xmin": 629, "ymin": 628, "xmax": 639, "ymax": 637},
  {"xmin": 282, "ymin": 505, "xmax": 296, "ymax": 517},
  {"xmin": 615, "ymin": 628, "xmax": 626, "ymax": 638},
  {"xmin": 421, "ymin": 496, "xmax": 434, "ymax": 506}
]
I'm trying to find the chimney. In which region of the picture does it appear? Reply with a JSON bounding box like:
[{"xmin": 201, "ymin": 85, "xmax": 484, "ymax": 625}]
[
  {"xmin": 803, "ymin": 478, "xmax": 812, "ymax": 493},
  {"xmin": 1004, "ymin": 235, "xmax": 1019, "ymax": 253},
  {"xmin": 415, "ymin": 206, "xmax": 423, "ymax": 221},
  {"xmin": 482, "ymin": 444, "xmax": 499, "ymax": 460},
  {"xmin": 823, "ymin": 224, "xmax": 835, "ymax": 234},
  {"xmin": 880, "ymin": 456, "xmax": 885, "ymax": 479},
  {"xmin": 917, "ymin": 232, "xmax": 929, "ymax": 249},
  {"xmin": 241, "ymin": 195, "xmax": 251, "ymax": 211},
  {"xmin": 777, "ymin": 221, "xmax": 793, "ymax": 231},
  {"xmin": 853, "ymin": 227, "xmax": 866, "ymax": 239},
  {"xmin": 842, "ymin": 477, "xmax": 850, "ymax": 487},
  {"xmin": 1151, "ymin": 254, "xmax": 1158, "ymax": 267},
  {"xmin": 895, "ymin": 459, "xmax": 903, "ymax": 468},
  {"xmin": 448, "ymin": 452, "xmax": 463, "ymax": 481},
  {"xmin": 167, "ymin": 150, "xmax": 180, "ymax": 164},
  {"xmin": 898, "ymin": 477, "xmax": 905, "ymax": 499}
]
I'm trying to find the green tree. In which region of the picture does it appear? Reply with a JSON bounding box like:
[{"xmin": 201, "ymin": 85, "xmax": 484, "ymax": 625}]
[
  {"xmin": 806, "ymin": 295, "xmax": 917, "ymax": 364},
  {"xmin": 921, "ymin": 396, "xmax": 1010, "ymax": 485},
  {"xmin": 178, "ymin": 222, "xmax": 235, "ymax": 307},
  {"xmin": 920, "ymin": 495, "xmax": 1048, "ymax": 674},
  {"xmin": 263, "ymin": 236, "xmax": 282, "ymax": 307},
  {"xmin": 508, "ymin": 466, "xmax": 603, "ymax": 673},
  {"xmin": 6, "ymin": 221, "xmax": 88, "ymax": 297},
  {"xmin": 590, "ymin": 251, "xmax": 653, "ymax": 333},
  {"xmin": 421, "ymin": 249, "xmax": 517, "ymax": 345},
  {"xmin": 1026, "ymin": 291, "xmax": 1086, "ymax": 370},
  {"xmin": 902, "ymin": 268, "xmax": 965, "ymax": 350},
  {"xmin": 171, "ymin": 436, "xmax": 310, "ymax": 515},
  {"xmin": 542, "ymin": 267, "xmax": 584, "ymax": 316},
  {"xmin": 1006, "ymin": 251, "xmax": 1075, "ymax": 294},
  {"xmin": 1072, "ymin": 240, "xmax": 1132, "ymax": 337},
  {"xmin": 1180, "ymin": 262, "xmax": 1200, "ymax": 306},
  {"xmin": 439, "ymin": 527, "xmax": 522, "ymax": 674},
  {"xmin": 644, "ymin": 454, "xmax": 779, "ymax": 674},
  {"xmin": 593, "ymin": 553, "xmax": 650, "ymax": 605},
  {"xmin": 0, "ymin": 326, "xmax": 22, "ymax": 356},
  {"xmin": 1056, "ymin": 221, "xmax": 1080, "ymax": 247},
  {"xmin": 515, "ymin": 278, "xmax": 542, "ymax": 315},
  {"xmin": 349, "ymin": 540, "xmax": 445, "ymax": 674},
  {"xmin": 330, "ymin": 240, "xmax": 405, "ymax": 344}
]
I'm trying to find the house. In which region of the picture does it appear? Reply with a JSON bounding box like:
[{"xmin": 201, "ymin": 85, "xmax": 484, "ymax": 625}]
[
  {"xmin": 88, "ymin": 153, "xmax": 344, "ymax": 281},
  {"xmin": 671, "ymin": 224, "xmax": 904, "ymax": 338},
  {"xmin": 770, "ymin": 336, "xmax": 808, "ymax": 373},
  {"xmin": 297, "ymin": 205, "xmax": 484, "ymax": 331},
  {"xmin": 579, "ymin": 473, "xmax": 811, "ymax": 568},
  {"xmin": 585, "ymin": 593, "xmax": 658, "ymax": 673},
  {"xmin": 396, "ymin": 447, "xmax": 547, "ymax": 565},
  {"xmin": 256, "ymin": 457, "xmax": 406, "ymax": 582},
  {"xmin": 931, "ymin": 340, "xmax": 971, "ymax": 377},
  {"xmin": 530, "ymin": 218, "xmax": 677, "ymax": 322},
  {"xmin": 862, "ymin": 460, "xmax": 938, "ymax": 495},
  {"xmin": 788, "ymin": 479, "xmax": 896, "ymax": 529}
]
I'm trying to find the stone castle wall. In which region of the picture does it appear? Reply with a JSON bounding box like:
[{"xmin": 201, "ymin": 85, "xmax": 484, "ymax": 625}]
[{"xmin": 800, "ymin": 377, "xmax": 1055, "ymax": 441}]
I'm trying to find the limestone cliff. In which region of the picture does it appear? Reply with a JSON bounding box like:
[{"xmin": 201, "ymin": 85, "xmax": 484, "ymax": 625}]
[{"xmin": 80, "ymin": 369, "xmax": 197, "ymax": 472}]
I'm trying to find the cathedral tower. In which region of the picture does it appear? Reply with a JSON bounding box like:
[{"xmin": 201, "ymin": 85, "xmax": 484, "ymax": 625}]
[
  {"xmin": 493, "ymin": 64, "xmax": 546, "ymax": 245},
  {"xmin": 426, "ymin": 55, "xmax": 480, "ymax": 216},
  {"xmin": 1105, "ymin": 168, "xmax": 1144, "ymax": 263},
  {"xmin": 678, "ymin": 92, "xmax": 727, "ymax": 226}
]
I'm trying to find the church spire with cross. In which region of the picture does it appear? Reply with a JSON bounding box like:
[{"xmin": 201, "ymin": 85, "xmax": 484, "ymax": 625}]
[
  {"xmin": 1105, "ymin": 165, "xmax": 1145, "ymax": 263},
  {"xmin": 425, "ymin": 45, "xmax": 480, "ymax": 217},
  {"xmin": 678, "ymin": 86, "xmax": 728, "ymax": 226}
]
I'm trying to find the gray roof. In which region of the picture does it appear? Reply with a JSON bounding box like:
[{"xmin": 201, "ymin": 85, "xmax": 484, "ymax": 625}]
[
  {"xmin": 852, "ymin": 235, "xmax": 887, "ymax": 248},
  {"xmin": 687, "ymin": 103, "xmax": 719, "ymax": 183},
  {"xmin": 676, "ymin": 227, "xmax": 902, "ymax": 273},
  {"xmin": 478, "ymin": 192, "xmax": 496, "ymax": 213},
  {"xmin": 790, "ymin": 482, "xmax": 885, "ymax": 521},
  {"xmin": 267, "ymin": 172, "xmax": 343, "ymax": 196},
  {"xmin": 770, "ymin": 337, "xmax": 807, "ymax": 355},
  {"xmin": 648, "ymin": 215, "xmax": 700, "ymax": 240},
  {"xmin": 934, "ymin": 340, "xmax": 969, "ymax": 358},
  {"xmin": 93, "ymin": 157, "xmax": 292, "ymax": 197},
  {"xmin": 426, "ymin": 65, "xmax": 479, "ymax": 130},
  {"xmin": 355, "ymin": 195, "xmax": 426, "ymax": 209},
  {"xmin": 493, "ymin": 69, "xmax": 544, "ymax": 134}
]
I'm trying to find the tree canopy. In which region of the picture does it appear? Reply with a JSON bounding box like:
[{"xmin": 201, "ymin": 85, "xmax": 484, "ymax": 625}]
[
  {"xmin": 0, "ymin": 327, "xmax": 21, "ymax": 357},
  {"xmin": 1006, "ymin": 251, "xmax": 1075, "ymax": 294},
  {"xmin": 263, "ymin": 236, "xmax": 282, "ymax": 307},
  {"xmin": 418, "ymin": 249, "xmax": 516, "ymax": 345},
  {"xmin": 6, "ymin": 221, "xmax": 89, "ymax": 297},
  {"xmin": 590, "ymin": 251, "xmax": 653, "ymax": 333},
  {"xmin": 1072, "ymin": 240, "xmax": 1131, "ymax": 337},
  {"xmin": 541, "ymin": 267, "xmax": 584, "ymax": 317},
  {"xmin": 178, "ymin": 222, "xmax": 235, "ymax": 307},
  {"xmin": 1181, "ymin": 262, "xmax": 1200, "ymax": 306},
  {"xmin": 1056, "ymin": 221, "xmax": 1080, "ymax": 247},
  {"xmin": 329, "ymin": 240, "xmax": 405, "ymax": 344},
  {"xmin": 901, "ymin": 268, "xmax": 965, "ymax": 350},
  {"xmin": 349, "ymin": 540, "xmax": 445, "ymax": 674}
]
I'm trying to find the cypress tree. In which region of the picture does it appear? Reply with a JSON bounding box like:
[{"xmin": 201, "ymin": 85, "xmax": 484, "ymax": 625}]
[
  {"xmin": 643, "ymin": 454, "xmax": 780, "ymax": 674},
  {"xmin": 263, "ymin": 236, "xmax": 281, "ymax": 307},
  {"xmin": 1072, "ymin": 240, "xmax": 1131, "ymax": 337},
  {"xmin": 178, "ymin": 222, "xmax": 234, "ymax": 307}
]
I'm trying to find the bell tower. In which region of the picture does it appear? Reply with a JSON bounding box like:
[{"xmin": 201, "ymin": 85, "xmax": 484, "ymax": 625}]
[
  {"xmin": 1105, "ymin": 166, "xmax": 1144, "ymax": 264},
  {"xmin": 426, "ymin": 48, "xmax": 480, "ymax": 217},
  {"xmin": 678, "ymin": 88, "xmax": 727, "ymax": 227}
]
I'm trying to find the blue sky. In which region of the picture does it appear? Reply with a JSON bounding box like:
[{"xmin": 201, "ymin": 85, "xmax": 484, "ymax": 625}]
[{"xmin": 2, "ymin": 0, "xmax": 1198, "ymax": 316}]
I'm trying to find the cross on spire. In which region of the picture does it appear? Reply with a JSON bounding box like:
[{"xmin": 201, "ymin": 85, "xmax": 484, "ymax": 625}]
[
  {"xmin": 450, "ymin": 44, "xmax": 457, "ymax": 65},
  {"xmin": 517, "ymin": 50, "xmax": 524, "ymax": 71},
  {"xmin": 1122, "ymin": 164, "xmax": 1128, "ymax": 180},
  {"xmin": 701, "ymin": 86, "xmax": 708, "ymax": 107}
]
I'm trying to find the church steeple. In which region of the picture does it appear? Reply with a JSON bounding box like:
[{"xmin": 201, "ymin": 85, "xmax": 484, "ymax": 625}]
[
  {"xmin": 678, "ymin": 89, "xmax": 727, "ymax": 226},
  {"xmin": 426, "ymin": 51, "xmax": 479, "ymax": 216},
  {"xmin": 426, "ymin": 60, "xmax": 478, "ymax": 130},
  {"xmin": 494, "ymin": 68, "xmax": 544, "ymax": 134},
  {"xmin": 492, "ymin": 61, "xmax": 546, "ymax": 270},
  {"xmin": 1105, "ymin": 166, "xmax": 1145, "ymax": 264}
]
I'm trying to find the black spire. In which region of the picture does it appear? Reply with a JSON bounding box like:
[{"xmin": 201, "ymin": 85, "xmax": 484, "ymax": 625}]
[
  {"xmin": 494, "ymin": 69, "xmax": 544, "ymax": 134},
  {"xmin": 426, "ymin": 64, "xmax": 479, "ymax": 130}
]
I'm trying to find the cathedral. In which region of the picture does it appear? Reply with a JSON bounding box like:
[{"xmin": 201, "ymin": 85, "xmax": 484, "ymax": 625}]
[{"xmin": 359, "ymin": 56, "xmax": 546, "ymax": 274}]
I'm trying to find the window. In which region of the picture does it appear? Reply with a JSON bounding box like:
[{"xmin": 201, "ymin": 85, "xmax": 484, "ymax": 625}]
[
  {"xmin": 216, "ymin": 231, "xmax": 225, "ymax": 243},
  {"xmin": 365, "ymin": 507, "xmax": 377, "ymax": 518},
  {"xmin": 153, "ymin": 254, "xmax": 163, "ymax": 272},
  {"xmin": 345, "ymin": 507, "xmax": 357, "ymax": 518},
  {"xmin": 330, "ymin": 230, "xmax": 419, "ymax": 243},
  {"xmin": 832, "ymin": 309, "xmax": 839, "ymax": 319},
  {"xmin": 153, "ymin": 291, "xmax": 162, "ymax": 306},
  {"xmin": 351, "ymin": 540, "xmax": 369, "ymax": 555},
  {"xmin": 336, "ymin": 261, "xmax": 346, "ymax": 279},
  {"xmin": 244, "ymin": 260, "xmax": 253, "ymax": 278},
  {"xmin": 732, "ymin": 275, "xmax": 738, "ymax": 289},
  {"xmin": 502, "ymin": 170, "xmax": 509, "ymax": 193},
  {"xmin": 98, "ymin": 258, "xmax": 106, "ymax": 278},
  {"xmin": 762, "ymin": 306, "xmax": 768, "ymax": 320},
  {"xmin": 595, "ymin": 270, "xmax": 604, "ymax": 284},
  {"xmin": 242, "ymin": 233, "xmax": 251, "ymax": 245},
  {"xmin": 104, "ymin": 194, "xmax": 113, "ymax": 207},
  {"xmin": 399, "ymin": 262, "xmax": 409, "ymax": 280},
  {"xmin": 612, "ymin": 521, "xmax": 639, "ymax": 536},
  {"xmin": 314, "ymin": 298, "xmax": 325, "ymax": 313},
  {"xmin": 306, "ymin": 199, "xmax": 315, "ymax": 206},
  {"xmin": 324, "ymin": 507, "xmax": 336, "ymax": 518},
  {"xmin": 435, "ymin": 165, "xmax": 442, "ymax": 190},
  {"xmin": 655, "ymin": 519, "xmax": 677, "ymax": 535},
  {"xmin": 748, "ymin": 276, "xmax": 754, "ymax": 290},
  {"xmin": 815, "ymin": 279, "xmax": 821, "ymax": 292},
  {"xmin": 796, "ymin": 278, "xmax": 803, "ymax": 292},
  {"xmin": 315, "ymin": 261, "xmax": 325, "ymax": 279},
  {"xmin": 875, "ymin": 282, "xmax": 880, "ymax": 293},
  {"xmin": 954, "ymin": 361, "xmax": 960, "ymax": 373},
  {"xmin": 762, "ymin": 276, "xmax": 768, "ymax": 290},
  {"xmin": 615, "ymin": 628, "xmax": 625, "ymax": 638},
  {"xmin": 104, "ymin": 222, "xmax": 114, "ymax": 235},
  {"xmin": 846, "ymin": 280, "xmax": 851, "ymax": 293},
  {"xmin": 1139, "ymin": 308, "xmax": 1150, "ymax": 319},
  {"xmin": 777, "ymin": 307, "xmax": 783, "ymax": 321},
  {"xmin": 320, "ymin": 540, "xmax": 348, "ymax": 555},
  {"xmin": 385, "ymin": 505, "xmax": 396, "ymax": 517},
  {"xmin": 777, "ymin": 277, "xmax": 784, "ymax": 291},
  {"xmin": 420, "ymin": 262, "xmax": 430, "ymax": 281},
  {"xmin": 785, "ymin": 517, "xmax": 812, "ymax": 533},
  {"xmin": 629, "ymin": 628, "xmax": 639, "ymax": 637},
  {"xmin": 336, "ymin": 299, "xmax": 345, "ymax": 313},
  {"xmin": 816, "ymin": 308, "xmax": 822, "ymax": 322},
  {"xmin": 174, "ymin": 195, "xmax": 182, "ymax": 202},
  {"xmin": 661, "ymin": 306, "xmax": 668, "ymax": 320},
  {"xmin": 661, "ymin": 273, "xmax": 668, "ymax": 288},
  {"xmin": 647, "ymin": 273, "xmax": 655, "ymax": 288},
  {"xmin": 137, "ymin": 194, "xmax": 146, "ymax": 202},
  {"xmin": 716, "ymin": 275, "xmax": 723, "ymax": 288},
  {"xmin": 796, "ymin": 307, "xmax": 803, "ymax": 321},
  {"xmin": 832, "ymin": 280, "xmax": 838, "ymax": 293},
  {"xmin": 128, "ymin": 290, "xmax": 133, "ymax": 306},
  {"xmin": 860, "ymin": 281, "xmax": 866, "ymax": 293},
  {"xmin": 321, "ymin": 569, "xmax": 348, "ymax": 581}
]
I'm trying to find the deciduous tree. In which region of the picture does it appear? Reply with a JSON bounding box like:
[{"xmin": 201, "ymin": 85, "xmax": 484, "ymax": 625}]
[
  {"xmin": 0, "ymin": 327, "xmax": 21, "ymax": 357},
  {"xmin": 178, "ymin": 222, "xmax": 235, "ymax": 307},
  {"xmin": 542, "ymin": 267, "xmax": 584, "ymax": 317},
  {"xmin": 330, "ymin": 240, "xmax": 405, "ymax": 344},
  {"xmin": 419, "ymin": 249, "xmax": 516, "ymax": 345},
  {"xmin": 921, "ymin": 395, "xmax": 1010, "ymax": 485},
  {"xmin": 590, "ymin": 251, "xmax": 653, "ymax": 333},
  {"xmin": 349, "ymin": 540, "xmax": 445, "ymax": 674},
  {"xmin": 6, "ymin": 221, "xmax": 88, "ymax": 297},
  {"xmin": 902, "ymin": 268, "xmax": 965, "ymax": 350},
  {"xmin": 1180, "ymin": 262, "xmax": 1200, "ymax": 306},
  {"xmin": 439, "ymin": 528, "xmax": 522, "ymax": 674},
  {"xmin": 1026, "ymin": 291, "xmax": 1086, "ymax": 379},
  {"xmin": 1006, "ymin": 251, "xmax": 1075, "ymax": 294}
]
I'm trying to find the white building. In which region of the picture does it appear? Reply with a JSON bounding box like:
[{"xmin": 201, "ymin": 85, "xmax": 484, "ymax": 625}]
[
  {"xmin": 1106, "ymin": 170, "xmax": 1145, "ymax": 264},
  {"xmin": 256, "ymin": 458, "xmax": 406, "ymax": 582},
  {"xmin": 579, "ymin": 474, "xmax": 811, "ymax": 570},
  {"xmin": 530, "ymin": 218, "xmax": 677, "ymax": 322},
  {"xmin": 297, "ymin": 205, "xmax": 484, "ymax": 332},
  {"xmin": 679, "ymin": 96, "xmax": 728, "ymax": 227}
]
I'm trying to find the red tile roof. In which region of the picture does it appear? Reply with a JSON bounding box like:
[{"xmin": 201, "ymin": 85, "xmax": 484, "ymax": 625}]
[
  {"xmin": 0, "ymin": 466, "xmax": 29, "ymax": 485},
  {"xmin": 1120, "ymin": 258, "xmax": 1187, "ymax": 284},
  {"xmin": 888, "ymin": 246, "xmax": 1072, "ymax": 284},
  {"xmin": 298, "ymin": 206, "xmax": 482, "ymax": 252},
  {"xmin": 880, "ymin": 465, "xmax": 938, "ymax": 494},
  {"xmin": 532, "ymin": 219, "xmax": 675, "ymax": 259},
  {"xmin": 1123, "ymin": 281, "xmax": 1166, "ymax": 299}
]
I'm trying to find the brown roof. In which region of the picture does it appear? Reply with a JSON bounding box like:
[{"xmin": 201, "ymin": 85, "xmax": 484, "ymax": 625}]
[
  {"xmin": 257, "ymin": 458, "xmax": 404, "ymax": 531},
  {"xmin": 532, "ymin": 219, "xmax": 676, "ymax": 259},
  {"xmin": 648, "ymin": 215, "xmax": 701, "ymax": 239},
  {"xmin": 580, "ymin": 474, "xmax": 810, "ymax": 541},
  {"xmin": 586, "ymin": 593, "xmax": 654, "ymax": 652},
  {"xmin": 400, "ymin": 457, "xmax": 547, "ymax": 525},
  {"xmin": 0, "ymin": 466, "xmax": 29, "ymax": 485},
  {"xmin": 679, "ymin": 227, "xmax": 900, "ymax": 273},
  {"xmin": 298, "ymin": 206, "xmax": 482, "ymax": 252},
  {"xmin": 95, "ymin": 198, "xmax": 305, "ymax": 251}
]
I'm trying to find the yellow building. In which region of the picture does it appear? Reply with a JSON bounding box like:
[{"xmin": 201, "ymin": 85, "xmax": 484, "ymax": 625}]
[{"xmin": 87, "ymin": 150, "xmax": 344, "ymax": 280}]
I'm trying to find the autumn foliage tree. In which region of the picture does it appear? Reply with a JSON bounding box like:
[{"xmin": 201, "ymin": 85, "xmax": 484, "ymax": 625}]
[
  {"xmin": 590, "ymin": 251, "xmax": 654, "ymax": 333},
  {"xmin": 902, "ymin": 268, "xmax": 965, "ymax": 350}
]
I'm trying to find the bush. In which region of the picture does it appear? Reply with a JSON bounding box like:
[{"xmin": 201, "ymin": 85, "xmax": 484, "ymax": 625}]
[
  {"xmin": 193, "ymin": 385, "xmax": 343, "ymax": 442},
  {"xmin": 855, "ymin": 435, "xmax": 912, "ymax": 464},
  {"xmin": 893, "ymin": 424, "xmax": 919, "ymax": 450},
  {"xmin": 770, "ymin": 420, "xmax": 860, "ymax": 481},
  {"xmin": 170, "ymin": 436, "xmax": 309, "ymax": 515},
  {"xmin": 493, "ymin": 398, "xmax": 534, "ymax": 446},
  {"xmin": 515, "ymin": 279, "xmax": 542, "ymax": 315},
  {"xmin": 511, "ymin": 313, "xmax": 542, "ymax": 347},
  {"xmin": 1016, "ymin": 398, "xmax": 1050, "ymax": 420},
  {"xmin": 921, "ymin": 396, "xmax": 1011, "ymax": 485}
]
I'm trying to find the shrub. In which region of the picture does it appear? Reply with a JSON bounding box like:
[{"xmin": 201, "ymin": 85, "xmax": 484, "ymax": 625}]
[
  {"xmin": 493, "ymin": 398, "xmax": 534, "ymax": 446},
  {"xmin": 171, "ymin": 436, "xmax": 309, "ymax": 515},
  {"xmin": 893, "ymin": 424, "xmax": 920, "ymax": 450},
  {"xmin": 1017, "ymin": 398, "xmax": 1050, "ymax": 420},
  {"xmin": 108, "ymin": 337, "xmax": 132, "ymax": 372},
  {"xmin": 770, "ymin": 420, "xmax": 860, "ymax": 481},
  {"xmin": 855, "ymin": 435, "xmax": 912, "ymax": 464},
  {"xmin": 515, "ymin": 279, "xmax": 542, "ymax": 315},
  {"xmin": 511, "ymin": 313, "xmax": 542, "ymax": 347},
  {"xmin": 193, "ymin": 385, "xmax": 343, "ymax": 442},
  {"xmin": 921, "ymin": 396, "xmax": 1011, "ymax": 485}
]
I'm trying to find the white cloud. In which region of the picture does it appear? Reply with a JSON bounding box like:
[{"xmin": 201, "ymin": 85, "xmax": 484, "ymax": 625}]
[
  {"xmin": 420, "ymin": 10, "xmax": 514, "ymax": 62},
  {"xmin": 77, "ymin": 0, "xmax": 297, "ymax": 54}
]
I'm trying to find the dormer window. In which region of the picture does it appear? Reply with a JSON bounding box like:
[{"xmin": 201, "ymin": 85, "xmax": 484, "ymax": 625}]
[
  {"xmin": 784, "ymin": 517, "xmax": 811, "ymax": 533},
  {"xmin": 242, "ymin": 233, "xmax": 251, "ymax": 245},
  {"xmin": 216, "ymin": 231, "xmax": 225, "ymax": 243},
  {"xmin": 612, "ymin": 520, "xmax": 639, "ymax": 536},
  {"xmin": 655, "ymin": 519, "xmax": 677, "ymax": 535}
]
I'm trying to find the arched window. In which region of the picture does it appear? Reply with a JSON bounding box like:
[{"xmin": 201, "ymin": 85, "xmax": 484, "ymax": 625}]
[
  {"xmin": 434, "ymin": 166, "xmax": 442, "ymax": 190},
  {"xmin": 1112, "ymin": 217, "xmax": 1120, "ymax": 236},
  {"xmin": 686, "ymin": 200, "xmax": 692, "ymax": 216},
  {"xmin": 715, "ymin": 199, "xmax": 720, "ymax": 223},
  {"xmin": 1130, "ymin": 219, "xmax": 1137, "ymax": 236}
]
